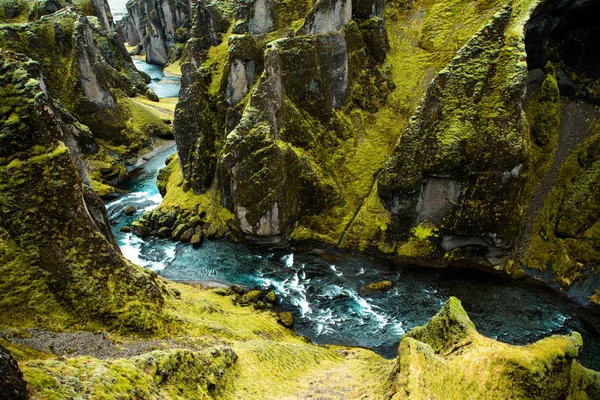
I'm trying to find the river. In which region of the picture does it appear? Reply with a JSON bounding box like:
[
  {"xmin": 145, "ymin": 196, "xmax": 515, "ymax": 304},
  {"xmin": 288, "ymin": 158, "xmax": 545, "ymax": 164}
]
[{"xmin": 105, "ymin": 61, "xmax": 600, "ymax": 370}]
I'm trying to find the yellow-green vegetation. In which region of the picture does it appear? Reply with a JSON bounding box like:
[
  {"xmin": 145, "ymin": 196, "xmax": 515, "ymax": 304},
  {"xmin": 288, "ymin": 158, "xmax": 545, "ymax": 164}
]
[
  {"xmin": 519, "ymin": 62, "xmax": 562, "ymax": 208},
  {"xmin": 23, "ymin": 347, "xmax": 237, "ymax": 399},
  {"xmin": 17, "ymin": 281, "xmax": 397, "ymax": 399},
  {"xmin": 163, "ymin": 61, "xmax": 183, "ymax": 76},
  {"xmin": 0, "ymin": 0, "xmax": 29, "ymax": 22},
  {"xmin": 365, "ymin": 280, "xmax": 393, "ymax": 291},
  {"xmin": 295, "ymin": 0, "xmax": 509, "ymax": 245},
  {"xmin": 0, "ymin": 51, "xmax": 166, "ymax": 334},
  {"xmin": 10, "ymin": 288, "xmax": 599, "ymax": 399},
  {"xmin": 522, "ymin": 120, "xmax": 600, "ymax": 294},
  {"xmin": 397, "ymin": 222, "xmax": 439, "ymax": 258},
  {"xmin": 390, "ymin": 297, "xmax": 600, "ymax": 399},
  {"xmin": 0, "ymin": 8, "xmax": 173, "ymax": 196},
  {"xmin": 206, "ymin": 26, "xmax": 233, "ymax": 97},
  {"xmin": 530, "ymin": 62, "xmax": 561, "ymax": 147},
  {"xmin": 130, "ymin": 96, "xmax": 178, "ymax": 121},
  {"xmin": 337, "ymin": 185, "xmax": 392, "ymax": 252},
  {"xmin": 159, "ymin": 156, "xmax": 235, "ymax": 230}
]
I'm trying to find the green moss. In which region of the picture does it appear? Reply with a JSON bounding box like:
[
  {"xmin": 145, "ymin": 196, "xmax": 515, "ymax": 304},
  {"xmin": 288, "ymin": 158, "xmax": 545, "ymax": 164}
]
[
  {"xmin": 523, "ymin": 120, "xmax": 600, "ymax": 294},
  {"xmin": 291, "ymin": 0, "xmax": 509, "ymax": 246},
  {"xmin": 397, "ymin": 222, "xmax": 439, "ymax": 258},
  {"xmin": 338, "ymin": 183, "xmax": 392, "ymax": 252},
  {"xmin": 530, "ymin": 62, "xmax": 560, "ymax": 147},
  {"xmin": 391, "ymin": 296, "xmax": 588, "ymax": 399},
  {"xmin": 24, "ymin": 347, "xmax": 237, "ymax": 399},
  {"xmin": 151, "ymin": 156, "xmax": 236, "ymax": 237}
]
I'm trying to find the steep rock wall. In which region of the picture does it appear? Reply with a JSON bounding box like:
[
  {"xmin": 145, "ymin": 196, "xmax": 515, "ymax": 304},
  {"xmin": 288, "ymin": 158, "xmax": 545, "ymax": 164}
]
[
  {"xmin": 0, "ymin": 9, "xmax": 172, "ymax": 192},
  {"xmin": 378, "ymin": 7, "xmax": 529, "ymax": 256},
  {"xmin": 0, "ymin": 50, "xmax": 165, "ymax": 332},
  {"xmin": 121, "ymin": 0, "xmax": 192, "ymax": 65},
  {"xmin": 154, "ymin": 0, "xmax": 599, "ymax": 304}
]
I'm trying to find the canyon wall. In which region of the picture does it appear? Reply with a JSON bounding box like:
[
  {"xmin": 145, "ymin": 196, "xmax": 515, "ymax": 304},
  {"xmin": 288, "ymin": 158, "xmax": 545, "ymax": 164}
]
[
  {"xmin": 145, "ymin": 0, "xmax": 600, "ymax": 306},
  {"xmin": 121, "ymin": 0, "xmax": 192, "ymax": 65}
]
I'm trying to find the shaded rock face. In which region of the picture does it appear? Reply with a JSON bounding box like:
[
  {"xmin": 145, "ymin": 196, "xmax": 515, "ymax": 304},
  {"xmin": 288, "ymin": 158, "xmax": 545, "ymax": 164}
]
[
  {"xmin": 517, "ymin": 0, "xmax": 600, "ymax": 304},
  {"xmin": 74, "ymin": 0, "xmax": 115, "ymax": 31},
  {"xmin": 525, "ymin": 0, "xmax": 600, "ymax": 101},
  {"xmin": 0, "ymin": 50, "xmax": 164, "ymax": 331},
  {"xmin": 299, "ymin": 0, "xmax": 352, "ymax": 35},
  {"xmin": 121, "ymin": 0, "xmax": 192, "ymax": 65},
  {"xmin": 378, "ymin": 7, "xmax": 528, "ymax": 256},
  {"xmin": 0, "ymin": 345, "xmax": 27, "ymax": 400}
]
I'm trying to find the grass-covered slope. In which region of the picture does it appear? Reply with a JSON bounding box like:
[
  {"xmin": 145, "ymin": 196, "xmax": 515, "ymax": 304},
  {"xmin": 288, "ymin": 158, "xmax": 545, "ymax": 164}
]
[
  {"xmin": 5, "ymin": 286, "xmax": 599, "ymax": 399},
  {"xmin": 390, "ymin": 297, "xmax": 600, "ymax": 399}
]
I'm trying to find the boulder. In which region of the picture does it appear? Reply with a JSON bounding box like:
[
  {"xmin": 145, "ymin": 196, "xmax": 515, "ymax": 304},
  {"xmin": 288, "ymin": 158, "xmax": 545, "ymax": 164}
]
[
  {"xmin": 364, "ymin": 280, "xmax": 392, "ymax": 291},
  {"xmin": 278, "ymin": 312, "xmax": 293, "ymax": 328},
  {"xmin": 123, "ymin": 205, "xmax": 137, "ymax": 216},
  {"xmin": 0, "ymin": 345, "xmax": 27, "ymax": 400}
]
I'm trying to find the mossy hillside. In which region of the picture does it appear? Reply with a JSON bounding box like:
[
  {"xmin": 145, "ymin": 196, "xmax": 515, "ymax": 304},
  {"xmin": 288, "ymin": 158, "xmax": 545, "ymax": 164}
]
[
  {"xmin": 169, "ymin": 0, "xmax": 511, "ymax": 245},
  {"xmin": 0, "ymin": 52, "xmax": 166, "ymax": 333},
  {"xmin": 13, "ymin": 288, "xmax": 598, "ymax": 399},
  {"xmin": 0, "ymin": 143, "xmax": 167, "ymax": 333},
  {"xmin": 517, "ymin": 62, "xmax": 562, "ymax": 219},
  {"xmin": 522, "ymin": 121, "xmax": 600, "ymax": 296},
  {"xmin": 396, "ymin": 221, "xmax": 439, "ymax": 259},
  {"xmin": 339, "ymin": 0, "xmax": 510, "ymax": 250},
  {"xmin": 390, "ymin": 297, "xmax": 599, "ymax": 399},
  {"xmin": 10, "ymin": 278, "xmax": 396, "ymax": 399},
  {"xmin": 0, "ymin": 9, "xmax": 166, "ymax": 176},
  {"xmin": 377, "ymin": 3, "xmax": 539, "ymax": 255},
  {"xmin": 23, "ymin": 347, "xmax": 237, "ymax": 399}
]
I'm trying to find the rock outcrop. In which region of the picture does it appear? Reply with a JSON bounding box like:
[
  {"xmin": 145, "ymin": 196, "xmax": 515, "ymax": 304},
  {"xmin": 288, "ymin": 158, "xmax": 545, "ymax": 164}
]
[
  {"xmin": 389, "ymin": 297, "xmax": 600, "ymax": 399},
  {"xmin": 121, "ymin": 0, "xmax": 192, "ymax": 65},
  {"xmin": 161, "ymin": 0, "xmax": 389, "ymax": 243},
  {"xmin": 378, "ymin": 6, "xmax": 528, "ymax": 257},
  {"xmin": 0, "ymin": 7, "xmax": 172, "ymax": 194},
  {"xmin": 0, "ymin": 49, "xmax": 165, "ymax": 332},
  {"xmin": 0, "ymin": 345, "xmax": 27, "ymax": 400},
  {"xmin": 145, "ymin": 0, "xmax": 599, "ymax": 304}
]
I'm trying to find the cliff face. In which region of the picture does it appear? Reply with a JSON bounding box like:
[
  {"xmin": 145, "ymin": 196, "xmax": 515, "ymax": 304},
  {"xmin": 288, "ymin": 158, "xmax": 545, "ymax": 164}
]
[
  {"xmin": 152, "ymin": 0, "xmax": 599, "ymax": 305},
  {"xmin": 0, "ymin": 6, "xmax": 172, "ymax": 194},
  {"xmin": 0, "ymin": 50, "xmax": 165, "ymax": 332},
  {"xmin": 0, "ymin": 0, "xmax": 114, "ymax": 29},
  {"xmin": 121, "ymin": 0, "xmax": 192, "ymax": 65}
]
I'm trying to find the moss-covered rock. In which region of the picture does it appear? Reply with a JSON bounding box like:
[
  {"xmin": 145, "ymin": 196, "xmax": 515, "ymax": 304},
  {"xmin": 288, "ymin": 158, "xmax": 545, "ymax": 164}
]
[
  {"xmin": 378, "ymin": 6, "xmax": 530, "ymax": 257},
  {"xmin": 121, "ymin": 0, "xmax": 192, "ymax": 66},
  {"xmin": 390, "ymin": 297, "xmax": 598, "ymax": 399},
  {"xmin": 0, "ymin": 49, "xmax": 165, "ymax": 333},
  {"xmin": 0, "ymin": 8, "xmax": 170, "ymax": 193},
  {"xmin": 364, "ymin": 280, "xmax": 393, "ymax": 291}
]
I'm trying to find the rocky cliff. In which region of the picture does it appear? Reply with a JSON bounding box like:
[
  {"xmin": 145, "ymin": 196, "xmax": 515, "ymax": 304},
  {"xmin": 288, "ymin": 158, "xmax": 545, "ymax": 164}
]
[
  {"xmin": 0, "ymin": 4, "xmax": 173, "ymax": 195},
  {"xmin": 147, "ymin": 0, "xmax": 600, "ymax": 306},
  {"xmin": 0, "ymin": 49, "xmax": 165, "ymax": 332},
  {"xmin": 121, "ymin": 0, "xmax": 192, "ymax": 65}
]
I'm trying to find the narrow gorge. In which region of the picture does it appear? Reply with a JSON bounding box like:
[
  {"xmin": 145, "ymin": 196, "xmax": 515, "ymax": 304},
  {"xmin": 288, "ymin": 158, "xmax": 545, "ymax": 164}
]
[{"xmin": 0, "ymin": 0, "xmax": 599, "ymax": 398}]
